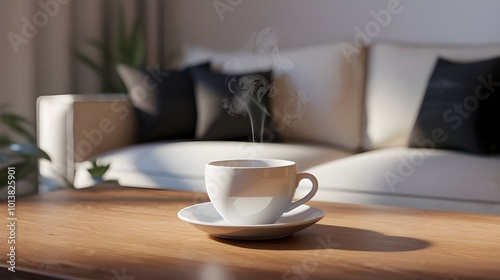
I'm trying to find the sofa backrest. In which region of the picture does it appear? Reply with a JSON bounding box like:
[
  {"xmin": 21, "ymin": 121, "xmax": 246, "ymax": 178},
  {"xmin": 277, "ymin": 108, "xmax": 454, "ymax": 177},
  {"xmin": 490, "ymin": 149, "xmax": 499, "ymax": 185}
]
[
  {"xmin": 363, "ymin": 43, "xmax": 500, "ymax": 150},
  {"xmin": 184, "ymin": 42, "xmax": 500, "ymax": 152},
  {"xmin": 183, "ymin": 42, "xmax": 367, "ymax": 152}
]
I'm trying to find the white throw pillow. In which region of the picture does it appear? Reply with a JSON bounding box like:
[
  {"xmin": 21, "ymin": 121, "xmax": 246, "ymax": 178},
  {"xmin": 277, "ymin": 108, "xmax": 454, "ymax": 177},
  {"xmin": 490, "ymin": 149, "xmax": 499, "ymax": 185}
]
[
  {"xmin": 182, "ymin": 42, "xmax": 366, "ymax": 151},
  {"xmin": 364, "ymin": 43, "xmax": 500, "ymax": 150}
]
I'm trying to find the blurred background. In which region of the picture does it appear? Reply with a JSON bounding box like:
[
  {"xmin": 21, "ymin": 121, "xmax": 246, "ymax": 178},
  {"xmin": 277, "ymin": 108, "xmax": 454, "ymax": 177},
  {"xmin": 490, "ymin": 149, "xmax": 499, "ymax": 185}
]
[
  {"xmin": 1, "ymin": 0, "xmax": 500, "ymax": 198},
  {"xmin": 2, "ymin": 0, "xmax": 500, "ymax": 125},
  {"xmin": 0, "ymin": 0, "xmax": 166, "ymax": 123}
]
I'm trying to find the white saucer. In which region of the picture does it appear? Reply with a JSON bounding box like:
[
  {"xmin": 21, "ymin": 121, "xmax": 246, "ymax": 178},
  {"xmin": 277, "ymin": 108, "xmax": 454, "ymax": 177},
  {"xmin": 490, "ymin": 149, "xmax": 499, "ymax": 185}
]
[{"xmin": 177, "ymin": 202, "xmax": 324, "ymax": 240}]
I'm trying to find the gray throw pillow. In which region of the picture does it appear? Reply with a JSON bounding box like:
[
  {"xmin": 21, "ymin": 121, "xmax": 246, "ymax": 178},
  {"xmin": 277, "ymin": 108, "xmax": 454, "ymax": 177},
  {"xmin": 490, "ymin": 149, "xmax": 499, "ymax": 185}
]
[
  {"xmin": 117, "ymin": 62, "xmax": 209, "ymax": 143},
  {"xmin": 409, "ymin": 57, "xmax": 500, "ymax": 154}
]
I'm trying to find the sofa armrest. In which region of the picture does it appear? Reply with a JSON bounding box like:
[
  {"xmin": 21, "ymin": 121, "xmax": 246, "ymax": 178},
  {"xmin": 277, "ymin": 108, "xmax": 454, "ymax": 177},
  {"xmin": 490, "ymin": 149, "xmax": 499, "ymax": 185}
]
[{"xmin": 37, "ymin": 94, "xmax": 137, "ymax": 186}]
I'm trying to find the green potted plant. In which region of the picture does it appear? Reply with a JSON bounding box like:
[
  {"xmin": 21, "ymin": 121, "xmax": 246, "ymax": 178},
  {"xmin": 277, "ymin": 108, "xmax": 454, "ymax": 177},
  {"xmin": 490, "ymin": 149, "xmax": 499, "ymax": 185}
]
[
  {"xmin": 87, "ymin": 159, "xmax": 111, "ymax": 184},
  {"xmin": 73, "ymin": 5, "xmax": 146, "ymax": 93},
  {"xmin": 0, "ymin": 106, "xmax": 51, "ymax": 198}
]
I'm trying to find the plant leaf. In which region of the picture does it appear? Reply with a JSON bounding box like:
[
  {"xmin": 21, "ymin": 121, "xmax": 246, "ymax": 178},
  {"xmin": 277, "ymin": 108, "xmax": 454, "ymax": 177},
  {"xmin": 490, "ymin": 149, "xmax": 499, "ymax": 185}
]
[
  {"xmin": 128, "ymin": 21, "xmax": 145, "ymax": 67},
  {"xmin": 0, "ymin": 115, "xmax": 35, "ymax": 143},
  {"xmin": 39, "ymin": 148, "xmax": 52, "ymax": 161},
  {"xmin": 0, "ymin": 135, "xmax": 13, "ymax": 147},
  {"xmin": 9, "ymin": 143, "xmax": 51, "ymax": 161},
  {"xmin": 72, "ymin": 2, "xmax": 147, "ymax": 94},
  {"xmin": 0, "ymin": 112, "xmax": 31, "ymax": 125},
  {"xmin": 85, "ymin": 39, "xmax": 114, "ymax": 63},
  {"xmin": 88, "ymin": 161, "xmax": 110, "ymax": 178},
  {"xmin": 73, "ymin": 51, "xmax": 104, "ymax": 76}
]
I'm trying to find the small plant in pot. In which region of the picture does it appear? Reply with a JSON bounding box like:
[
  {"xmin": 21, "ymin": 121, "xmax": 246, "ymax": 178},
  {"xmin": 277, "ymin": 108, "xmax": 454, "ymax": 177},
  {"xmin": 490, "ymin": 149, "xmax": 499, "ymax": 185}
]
[
  {"xmin": 87, "ymin": 159, "xmax": 117, "ymax": 184},
  {"xmin": 0, "ymin": 106, "xmax": 51, "ymax": 198}
]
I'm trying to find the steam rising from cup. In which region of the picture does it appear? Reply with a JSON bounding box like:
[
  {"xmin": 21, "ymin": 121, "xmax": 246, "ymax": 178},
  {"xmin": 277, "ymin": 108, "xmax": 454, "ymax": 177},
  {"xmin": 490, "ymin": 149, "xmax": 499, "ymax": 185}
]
[{"xmin": 222, "ymin": 74, "xmax": 272, "ymax": 143}]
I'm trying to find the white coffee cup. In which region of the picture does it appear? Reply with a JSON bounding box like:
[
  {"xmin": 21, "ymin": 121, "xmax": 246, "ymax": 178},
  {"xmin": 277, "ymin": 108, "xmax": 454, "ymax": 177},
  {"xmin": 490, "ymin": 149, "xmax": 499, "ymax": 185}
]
[{"xmin": 205, "ymin": 159, "xmax": 319, "ymax": 225}]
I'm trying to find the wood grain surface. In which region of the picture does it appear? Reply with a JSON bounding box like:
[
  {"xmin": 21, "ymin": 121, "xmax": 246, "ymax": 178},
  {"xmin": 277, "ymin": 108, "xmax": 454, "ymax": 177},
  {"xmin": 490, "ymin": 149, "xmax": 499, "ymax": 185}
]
[{"xmin": 0, "ymin": 184, "xmax": 499, "ymax": 280}]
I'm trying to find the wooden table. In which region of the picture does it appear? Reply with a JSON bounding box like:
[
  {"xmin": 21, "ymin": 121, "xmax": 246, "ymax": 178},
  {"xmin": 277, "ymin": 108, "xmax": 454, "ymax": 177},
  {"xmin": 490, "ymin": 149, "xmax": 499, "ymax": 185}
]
[{"xmin": 1, "ymin": 185, "xmax": 499, "ymax": 280}]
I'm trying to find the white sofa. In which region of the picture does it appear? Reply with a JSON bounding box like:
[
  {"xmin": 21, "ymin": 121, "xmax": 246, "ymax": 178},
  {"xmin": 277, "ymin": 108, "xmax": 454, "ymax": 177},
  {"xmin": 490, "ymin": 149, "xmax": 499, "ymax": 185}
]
[{"xmin": 37, "ymin": 42, "xmax": 500, "ymax": 214}]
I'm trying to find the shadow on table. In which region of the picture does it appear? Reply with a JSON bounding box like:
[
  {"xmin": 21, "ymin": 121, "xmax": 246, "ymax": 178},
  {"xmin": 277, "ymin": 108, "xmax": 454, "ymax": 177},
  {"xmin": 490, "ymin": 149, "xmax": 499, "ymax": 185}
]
[{"xmin": 211, "ymin": 224, "xmax": 431, "ymax": 252}]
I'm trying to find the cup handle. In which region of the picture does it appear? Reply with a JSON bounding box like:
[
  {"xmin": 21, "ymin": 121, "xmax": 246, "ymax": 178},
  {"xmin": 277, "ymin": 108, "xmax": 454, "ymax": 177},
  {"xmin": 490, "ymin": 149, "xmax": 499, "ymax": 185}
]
[{"xmin": 286, "ymin": 173, "xmax": 319, "ymax": 212}]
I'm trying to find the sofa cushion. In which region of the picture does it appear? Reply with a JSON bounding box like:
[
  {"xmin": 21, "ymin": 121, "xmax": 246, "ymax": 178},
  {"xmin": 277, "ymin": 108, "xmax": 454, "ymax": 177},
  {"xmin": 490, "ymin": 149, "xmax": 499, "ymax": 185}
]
[
  {"xmin": 182, "ymin": 42, "xmax": 366, "ymax": 151},
  {"xmin": 190, "ymin": 67, "xmax": 273, "ymax": 141},
  {"xmin": 116, "ymin": 63, "xmax": 209, "ymax": 143},
  {"xmin": 409, "ymin": 57, "xmax": 500, "ymax": 154},
  {"xmin": 364, "ymin": 43, "xmax": 500, "ymax": 150},
  {"xmin": 73, "ymin": 141, "xmax": 352, "ymax": 191},
  {"xmin": 296, "ymin": 147, "xmax": 500, "ymax": 205}
]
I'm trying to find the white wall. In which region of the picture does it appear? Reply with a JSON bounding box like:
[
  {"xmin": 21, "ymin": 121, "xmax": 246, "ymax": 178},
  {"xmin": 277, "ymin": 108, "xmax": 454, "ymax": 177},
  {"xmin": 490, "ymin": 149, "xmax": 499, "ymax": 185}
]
[{"xmin": 163, "ymin": 0, "xmax": 500, "ymax": 51}]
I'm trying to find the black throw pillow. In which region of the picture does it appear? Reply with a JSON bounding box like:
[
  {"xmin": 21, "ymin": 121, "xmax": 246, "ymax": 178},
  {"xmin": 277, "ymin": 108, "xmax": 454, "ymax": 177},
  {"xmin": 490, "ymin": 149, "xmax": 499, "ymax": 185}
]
[
  {"xmin": 409, "ymin": 57, "xmax": 500, "ymax": 154},
  {"xmin": 190, "ymin": 67, "xmax": 273, "ymax": 141},
  {"xmin": 117, "ymin": 62, "xmax": 210, "ymax": 143}
]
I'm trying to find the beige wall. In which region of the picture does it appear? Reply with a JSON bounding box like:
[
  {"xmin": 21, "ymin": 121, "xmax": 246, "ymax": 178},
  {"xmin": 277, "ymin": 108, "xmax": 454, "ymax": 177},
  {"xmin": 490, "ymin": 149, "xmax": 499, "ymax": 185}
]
[
  {"xmin": 0, "ymin": 0, "xmax": 104, "ymax": 123},
  {"xmin": 164, "ymin": 0, "xmax": 500, "ymax": 52}
]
